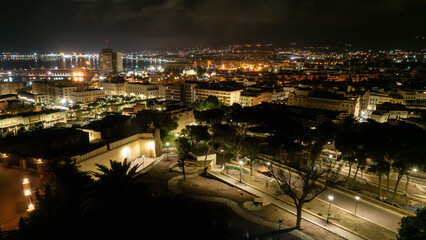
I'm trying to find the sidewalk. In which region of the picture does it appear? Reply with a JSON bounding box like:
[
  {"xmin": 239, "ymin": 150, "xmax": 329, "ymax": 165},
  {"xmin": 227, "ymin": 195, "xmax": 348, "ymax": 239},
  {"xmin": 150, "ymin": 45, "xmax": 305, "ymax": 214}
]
[{"xmin": 208, "ymin": 168, "xmax": 369, "ymax": 240}]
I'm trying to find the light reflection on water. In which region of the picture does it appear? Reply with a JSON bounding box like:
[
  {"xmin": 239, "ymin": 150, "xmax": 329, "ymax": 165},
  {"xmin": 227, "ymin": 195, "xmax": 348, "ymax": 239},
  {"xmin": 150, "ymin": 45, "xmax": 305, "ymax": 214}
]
[{"xmin": 0, "ymin": 57, "xmax": 162, "ymax": 70}]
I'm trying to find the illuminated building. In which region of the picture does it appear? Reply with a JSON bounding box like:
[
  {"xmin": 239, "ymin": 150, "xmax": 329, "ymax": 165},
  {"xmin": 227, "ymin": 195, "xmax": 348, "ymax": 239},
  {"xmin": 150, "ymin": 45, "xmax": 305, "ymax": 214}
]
[
  {"xmin": 0, "ymin": 110, "xmax": 67, "ymax": 133},
  {"xmin": 195, "ymin": 87, "xmax": 242, "ymax": 106},
  {"xmin": 99, "ymin": 48, "xmax": 123, "ymax": 76},
  {"xmin": 125, "ymin": 83, "xmax": 159, "ymax": 99},
  {"xmin": 98, "ymin": 81, "xmax": 125, "ymax": 96},
  {"xmin": 32, "ymin": 80, "xmax": 98, "ymax": 104},
  {"xmin": 288, "ymin": 89, "xmax": 360, "ymax": 118},
  {"xmin": 70, "ymin": 89, "xmax": 105, "ymax": 103},
  {"xmin": 0, "ymin": 82, "xmax": 24, "ymax": 95},
  {"xmin": 239, "ymin": 90, "xmax": 272, "ymax": 107},
  {"xmin": 99, "ymin": 81, "xmax": 159, "ymax": 99}
]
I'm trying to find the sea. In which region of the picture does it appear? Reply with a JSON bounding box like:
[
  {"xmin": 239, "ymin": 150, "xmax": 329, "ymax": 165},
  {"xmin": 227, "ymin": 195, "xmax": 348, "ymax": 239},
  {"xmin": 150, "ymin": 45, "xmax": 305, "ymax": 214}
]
[{"xmin": 0, "ymin": 57, "xmax": 163, "ymax": 71}]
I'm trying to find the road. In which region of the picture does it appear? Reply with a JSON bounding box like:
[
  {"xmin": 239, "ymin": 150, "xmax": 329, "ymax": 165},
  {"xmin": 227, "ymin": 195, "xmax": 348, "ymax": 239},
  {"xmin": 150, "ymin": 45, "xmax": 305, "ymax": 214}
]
[
  {"xmin": 319, "ymin": 188, "xmax": 402, "ymax": 231},
  {"xmin": 252, "ymin": 161, "xmax": 404, "ymax": 232}
]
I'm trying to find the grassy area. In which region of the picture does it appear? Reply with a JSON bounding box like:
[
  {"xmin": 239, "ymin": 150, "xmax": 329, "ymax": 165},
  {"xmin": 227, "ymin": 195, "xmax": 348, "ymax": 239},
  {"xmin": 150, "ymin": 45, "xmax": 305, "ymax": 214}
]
[
  {"xmin": 226, "ymin": 165, "xmax": 249, "ymax": 174},
  {"xmin": 162, "ymin": 134, "xmax": 177, "ymax": 147}
]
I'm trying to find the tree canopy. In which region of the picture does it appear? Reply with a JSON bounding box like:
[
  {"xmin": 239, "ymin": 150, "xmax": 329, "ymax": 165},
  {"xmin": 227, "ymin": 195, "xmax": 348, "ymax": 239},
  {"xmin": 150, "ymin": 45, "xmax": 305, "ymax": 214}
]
[
  {"xmin": 398, "ymin": 208, "xmax": 426, "ymax": 240},
  {"xmin": 193, "ymin": 96, "xmax": 225, "ymax": 111}
]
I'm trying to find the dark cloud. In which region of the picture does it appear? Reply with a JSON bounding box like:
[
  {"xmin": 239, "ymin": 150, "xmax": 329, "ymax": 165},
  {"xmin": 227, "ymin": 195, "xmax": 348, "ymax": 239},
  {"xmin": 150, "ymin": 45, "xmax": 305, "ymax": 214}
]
[{"xmin": 0, "ymin": 0, "xmax": 425, "ymax": 52}]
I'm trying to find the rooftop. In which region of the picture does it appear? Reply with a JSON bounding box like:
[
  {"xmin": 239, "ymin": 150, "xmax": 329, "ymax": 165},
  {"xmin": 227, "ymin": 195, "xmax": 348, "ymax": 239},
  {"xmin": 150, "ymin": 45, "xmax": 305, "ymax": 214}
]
[{"xmin": 80, "ymin": 115, "xmax": 130, "ymax": 131}]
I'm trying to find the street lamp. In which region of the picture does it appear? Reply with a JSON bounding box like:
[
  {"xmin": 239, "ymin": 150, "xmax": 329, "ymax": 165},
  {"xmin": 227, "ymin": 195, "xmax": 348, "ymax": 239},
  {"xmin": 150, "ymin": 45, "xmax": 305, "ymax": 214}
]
[
  {"xmin": 220, "ymin": 149, "xmax": 225, "ymax": 165},
  {"xmin": 239, "ymin": 160, "xmax": 243, "ymax": 183},
  {"xmin": 354, "ymin": 196, "xmax": 360, "ymax": 214},
  {"xmin": 326, "ymin": 195, "xmax": 334, "ymax": 223},
  {"xmin": 405, "ymin": 168, "xmax": 419, "ymax": 194},
  {"xmin": 23, "ymin": 178, "xmax": 34, "ymax": 214},
  {"xmin": 266, "ymin": 162, "xmax": 271, "ymax": 187},
  {"xmin": 166, "ymin": 142, "xmax": 170, "ymax": 161},
  {"xmin": 278, "ymin": 219, "xmax": 283, "ymax": 230}
]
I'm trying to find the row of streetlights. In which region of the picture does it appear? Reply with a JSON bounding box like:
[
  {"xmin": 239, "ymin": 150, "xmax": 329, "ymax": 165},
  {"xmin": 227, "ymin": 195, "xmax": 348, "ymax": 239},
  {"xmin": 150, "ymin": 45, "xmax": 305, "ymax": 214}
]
[
  {"xmin": 263, "ymin": 162, "xmax": 362, "ymax": 224},
  {"xmin": 22, "ymin": 178, "xmax": 35, "ymax": 214},
  {"xmin": 326, "ymin": 194, "xmax": 361, "ymax": 223}
]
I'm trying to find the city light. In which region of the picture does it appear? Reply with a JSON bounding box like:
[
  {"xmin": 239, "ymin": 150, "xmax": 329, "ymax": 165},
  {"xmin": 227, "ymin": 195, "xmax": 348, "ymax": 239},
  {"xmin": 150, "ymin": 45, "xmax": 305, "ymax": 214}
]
[
  {"xmin": 355, "ymin": 196, "xmax": 360, "ymax": 214},
  {"xmin": 327, "ymin": 195, "xmax": 334, "ymax": 223},
  {"xmin": 28, "ymin": 204, "xmax": 35, "ymax": 211},
  {"xmin": 24, "ymin": 190, "xmax": 31, "ymax": 196}
]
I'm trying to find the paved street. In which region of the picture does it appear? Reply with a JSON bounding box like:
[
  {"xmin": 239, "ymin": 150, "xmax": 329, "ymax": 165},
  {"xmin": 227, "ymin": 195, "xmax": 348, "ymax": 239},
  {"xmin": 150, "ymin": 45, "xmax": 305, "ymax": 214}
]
[
  {"xmin": 252, "ymin": 161, "xmax": 407, "ymax": 231},
  {"xmin": 319, "ymin": 188, "xmax": 402, "ymax": 231}
]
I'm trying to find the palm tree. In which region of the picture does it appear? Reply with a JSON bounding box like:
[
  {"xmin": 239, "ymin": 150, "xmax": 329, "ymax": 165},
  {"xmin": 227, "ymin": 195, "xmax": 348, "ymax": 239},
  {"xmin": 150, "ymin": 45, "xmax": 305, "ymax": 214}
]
[
  {"xmin": 82, "ymin": 159, "xmax": 150, "ymax": 216},
  {"xmin": 368, "ymin": 156, "xmax": 390, "ymax": 199},
  {"xmin": 175, "ymin": 137, "xmax": 191, "ymax": 180}
]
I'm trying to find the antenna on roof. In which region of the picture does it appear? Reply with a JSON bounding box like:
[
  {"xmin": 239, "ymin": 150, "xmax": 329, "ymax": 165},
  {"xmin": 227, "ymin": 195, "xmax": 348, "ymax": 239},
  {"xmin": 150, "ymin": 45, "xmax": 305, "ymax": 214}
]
[{"xmin": 105, "ymin": 40, "xmax": 109, "ymax": 48}]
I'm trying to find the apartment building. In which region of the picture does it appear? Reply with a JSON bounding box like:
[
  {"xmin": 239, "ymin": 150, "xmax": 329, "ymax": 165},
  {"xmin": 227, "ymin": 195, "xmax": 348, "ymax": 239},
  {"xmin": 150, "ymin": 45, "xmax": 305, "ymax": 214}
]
[
  {"xmin": 98, "ymin": 81, "xmax": 125, "ymax": 96},
  {"xmin": 288, "ymin": 89, "xmax": 360, "ymax": 117},
  {"xmin": 398, "ymin": 90, "xmax": 426, "ymax": 101},
  {"xmin": 99, "ymin": 81, "xmax": 160, "ymax": 99},
  {"xmin": 32, "ymin": 80, "xmax": 100, "ymax": 104},
  {"xmin": 0, "ymin": 110, "xmax": 67, "ymax": 133},
  {"xmin": 125, "ymin": 83, "xmax": 159, "ymax": 99},
  {"xmin": 70, "ymin": 89, "xmax": 105, "ymax": 103},
  {"xmin": 0, "ymin": 82, "xmax": 24, "ymax": 95},
  {"xmin": 33, "ymin": 81, "xmax": 78, "ymax": 104},
  {"xmin": 371, "ymin": 103, "xmax": 408, "ymax": 123},
  {"xmin": 365, "ymin": 91, "xmax": 393, "ymax": 113},
  {"xmin": 195, "ymin": 87, "xmax": 243, "ymax": 106},
  {"xmin": 240, "ymin": 91, "xmax": 272, "ymax": 107}
]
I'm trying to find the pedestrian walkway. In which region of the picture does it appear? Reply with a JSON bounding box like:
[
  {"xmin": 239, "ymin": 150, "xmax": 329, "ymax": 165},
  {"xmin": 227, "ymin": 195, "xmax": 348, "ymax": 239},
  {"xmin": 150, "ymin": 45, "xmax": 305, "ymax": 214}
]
[
  {"xmin": 167, "ymin": 174, "xmax": 312, "ymax": 240},
  {"xmin": 208, "ymin": 168, "xmax": 368, "ymax": 240}
]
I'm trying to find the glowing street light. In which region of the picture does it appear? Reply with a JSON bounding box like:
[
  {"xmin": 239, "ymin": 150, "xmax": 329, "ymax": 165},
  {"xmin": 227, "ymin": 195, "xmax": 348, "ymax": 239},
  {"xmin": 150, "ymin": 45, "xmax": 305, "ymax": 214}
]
[
  {"xmin": 166, "ymin": 142, "xmax": 170, "ymax": 161},
  {"xmin": 23, "ymin": 178, "xmax": 33, "ymax": 214},
  {"xmin": 28, "ymin": 203, "xmax": 35, "ymax": 212},
  {"xmin": 23, "ymin": 178, "xmax": 29, "ymax": 185},
  {"xmin": 327, "ymin": 195, "xmax": 334, "ymax": 223},
  {"xmin": 354, "ymin": 196, "xmax": 360, "ymax": 214},
  {"xmin": 220, "ymin": 149, "xmax": 225, "ymax": 167},
  {"xmin": 239, "ymin": 160, "xmax": 243, "ymax": 183},
  {"xmin": 266, "ymin": 162, "xmax": 271, "ymax": 188}
]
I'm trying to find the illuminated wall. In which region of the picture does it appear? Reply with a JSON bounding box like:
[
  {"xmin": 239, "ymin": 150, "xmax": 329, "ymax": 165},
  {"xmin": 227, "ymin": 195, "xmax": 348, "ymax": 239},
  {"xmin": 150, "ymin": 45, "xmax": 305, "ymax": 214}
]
[{"xmin": 75, "ymin": 132, "xmax": 161, "ymax": 173}]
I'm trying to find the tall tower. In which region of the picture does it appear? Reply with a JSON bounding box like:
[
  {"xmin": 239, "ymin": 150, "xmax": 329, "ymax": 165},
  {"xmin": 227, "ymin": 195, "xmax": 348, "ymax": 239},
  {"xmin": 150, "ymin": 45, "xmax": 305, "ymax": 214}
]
[{"xmin": 99, "ymin": 47, "xmax": 123, "ymax": 77}]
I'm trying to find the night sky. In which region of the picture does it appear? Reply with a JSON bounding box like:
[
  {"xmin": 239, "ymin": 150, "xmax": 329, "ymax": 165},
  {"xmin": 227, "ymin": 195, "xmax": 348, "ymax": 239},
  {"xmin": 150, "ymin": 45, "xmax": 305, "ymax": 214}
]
[{"xmin": 1, "ymin": 0, "xmax": 425, "ymax": 52}]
